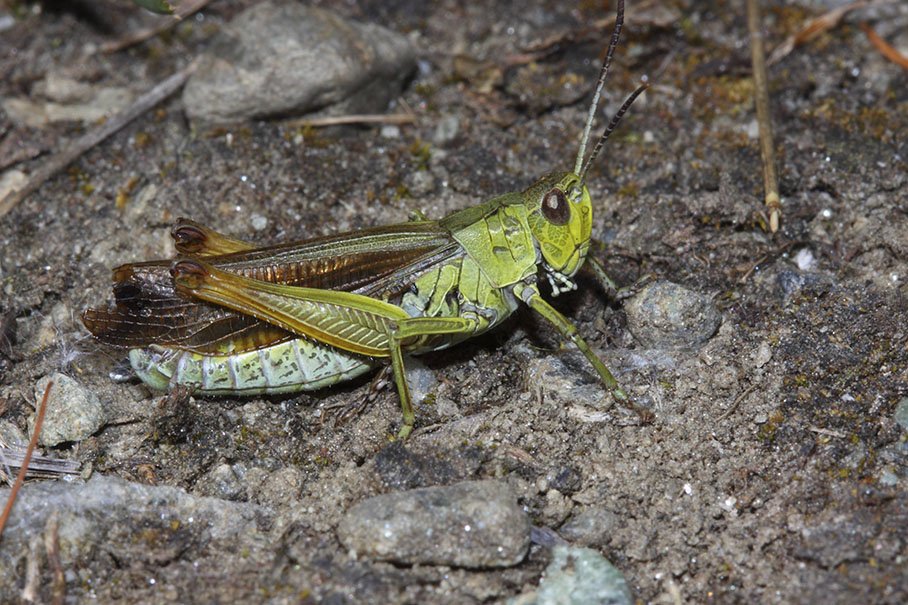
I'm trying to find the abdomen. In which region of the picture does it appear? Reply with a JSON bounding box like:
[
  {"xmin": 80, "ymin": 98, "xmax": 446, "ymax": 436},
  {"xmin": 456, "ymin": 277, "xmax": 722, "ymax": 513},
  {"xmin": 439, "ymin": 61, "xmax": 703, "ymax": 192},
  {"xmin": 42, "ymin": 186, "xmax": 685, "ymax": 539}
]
[{"xmin": 130, "ymin": 339, "xmax": 376, "ymax": 395}]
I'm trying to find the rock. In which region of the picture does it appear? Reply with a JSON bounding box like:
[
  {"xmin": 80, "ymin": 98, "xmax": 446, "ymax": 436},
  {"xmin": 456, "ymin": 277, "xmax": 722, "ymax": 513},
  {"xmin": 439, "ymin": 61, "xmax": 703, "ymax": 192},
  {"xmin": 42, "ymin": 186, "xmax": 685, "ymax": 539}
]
[
  {"xmin": 0, "ymin": 475, "xmax": 273, "ymax": 602},
  {"xmin": 337, "ymin": 479, "xmax": 530, "ymax": 567},
  {"xmin": 404, "ymin": 169, "xmax": 436, "ymax": 197},
  {"xmin": 183, "ymin": 3, "xmax": 416, "ymax": 123},
  {"xmin": 549, "ymin": 466, "xmax": 583, "ymax": 495},
  {"xmin": 894, "ymin": 397, "xmax": 908, "ymax": 431},
  {"xmin": 434, "ymin": 115, "xmax": 460, "ymax": 144},
  {"xmin": 540, "ymin": 488, "xmax": 572, "ymax": 526},
  {"xmin": 774, "ymin": 269, "xmax": 833, "ymax": 303},
  {"xmin": 0, "ymin": 419, "xmax": 27, "ymax": 448},
  {"xmin": 559, "ymin": 507, "xmax": 619, "ymax": 547},
  {"xmin": 510, "ymin": 546, "xmax": 632, "ymax": 605},
  {"xmin": 30, "ymin": 373, "xmax": 106, "ymax": 446},
  {"xmin": 0, "ymin": 169, "xmax": 26, "ymax": 205},
  {"xmin": 624, "ymin": 280, "xmax": 721, "ymax": 348},
  {"xmin": 524, "ymin": 353, "xmax": 609, "ymax": 411},
  {"xmin": 197, "ymin": 462, "xmax": 250, "ymax": 501},
  {"xmin": 404, "ymin": 355, "xmax": 438, "ymax": 404},
  {"xmin": 504, "ymin": 62, "xmax": 589, "ymax": 115},
  {"xmin": 379, "ymin": 124, "xmax": 400, "ymax": 139}
]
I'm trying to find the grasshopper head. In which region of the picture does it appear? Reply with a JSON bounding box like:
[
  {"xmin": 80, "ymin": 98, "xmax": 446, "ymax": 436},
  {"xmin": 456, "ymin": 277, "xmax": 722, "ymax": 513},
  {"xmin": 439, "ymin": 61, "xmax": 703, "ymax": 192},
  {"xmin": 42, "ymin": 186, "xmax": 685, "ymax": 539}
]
[
  {"xmin": 525, "ymin": 171, "xmax": 592, "ymax": 286},
  {"xmin": 522, "ymin": 0, "xmax": 646, "ymax": 293}
]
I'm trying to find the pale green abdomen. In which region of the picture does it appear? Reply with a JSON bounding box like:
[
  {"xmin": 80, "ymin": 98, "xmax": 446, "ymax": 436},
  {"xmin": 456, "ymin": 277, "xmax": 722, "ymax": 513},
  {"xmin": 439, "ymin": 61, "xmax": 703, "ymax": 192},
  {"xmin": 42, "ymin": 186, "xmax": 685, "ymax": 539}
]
[{"xmin": 130, "ymin": 339, "xmax": 376, "ymax": 395}]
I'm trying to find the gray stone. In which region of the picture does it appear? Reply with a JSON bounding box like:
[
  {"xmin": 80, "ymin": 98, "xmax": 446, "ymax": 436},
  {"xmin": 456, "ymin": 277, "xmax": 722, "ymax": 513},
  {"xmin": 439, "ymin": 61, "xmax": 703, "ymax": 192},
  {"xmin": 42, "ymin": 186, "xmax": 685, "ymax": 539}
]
[
  {"xmin": 0, "ymin": 419, "xmax": 27, "ymax": 448},
  {"xmin": 775, "ymin": 269, "xmax": 833, "ymax": 302},
  {"xmin": 183, "ymin": 3, "xmax": 416, "ymax": 123},
  {"xmin": 624, "ymin": 280, "xmax": 721, "ymax": 348},
  {"xmin": 894, "ymin": 397, "xmax": 908, "ymax": 431},
  {"xmin": 404, "ymin": 169, "xmax": 436, "ymax": 198},
  {"xmin": 337, "ymin": 479, "xmax": 530, "ymax": 567},
  {"xmin": 510, "ymin": 546, "xmax": 632, "ymax": 605},
  {"xmin": 30, "ymin": 373, "xmax": 106, "ymax": 446},
  {"xmin": 197, "ymin": 462, "xmax": 250, "ymax": 500},
  {"xmin": 434, "ymin": 115, "xmax": 460, "ymax": 144},
  {"xmin": 405, "ymin": 355, "xmax": 438, "ymax": 404},
  {"xmin": 0, "ymin": 475, "xmax": 273, "ymax": 602},
  {"xmin": 559, "ymin": 507, "xmax": 619, "ymax": 547}
]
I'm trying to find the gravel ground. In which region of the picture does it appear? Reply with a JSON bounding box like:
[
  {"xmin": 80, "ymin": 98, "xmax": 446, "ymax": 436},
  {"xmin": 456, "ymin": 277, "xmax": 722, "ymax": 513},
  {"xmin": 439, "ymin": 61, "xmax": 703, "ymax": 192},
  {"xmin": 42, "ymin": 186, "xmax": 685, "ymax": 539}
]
[{"xmin": 1, "ymin": 0, "xmax": 907, "ymax": 603}]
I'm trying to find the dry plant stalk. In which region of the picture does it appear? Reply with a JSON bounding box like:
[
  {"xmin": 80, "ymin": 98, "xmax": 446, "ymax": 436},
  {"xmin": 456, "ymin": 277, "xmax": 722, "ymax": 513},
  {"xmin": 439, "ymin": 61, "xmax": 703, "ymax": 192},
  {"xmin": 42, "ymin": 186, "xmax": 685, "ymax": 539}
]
[
  {"xmin": 746, "ymin": 0, "xmax": 782, "ymax": 233},
  {"xmin": 0, "ymin": 381, "xmax": 52, "ymax": 542}
]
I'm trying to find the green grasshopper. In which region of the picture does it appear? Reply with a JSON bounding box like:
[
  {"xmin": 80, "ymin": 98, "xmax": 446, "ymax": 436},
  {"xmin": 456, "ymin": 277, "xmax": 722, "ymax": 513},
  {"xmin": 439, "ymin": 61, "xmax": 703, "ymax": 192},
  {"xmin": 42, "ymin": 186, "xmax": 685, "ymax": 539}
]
[{"xmin": 83, "ymin": 1, "xmax": 649, "ymax": 438}]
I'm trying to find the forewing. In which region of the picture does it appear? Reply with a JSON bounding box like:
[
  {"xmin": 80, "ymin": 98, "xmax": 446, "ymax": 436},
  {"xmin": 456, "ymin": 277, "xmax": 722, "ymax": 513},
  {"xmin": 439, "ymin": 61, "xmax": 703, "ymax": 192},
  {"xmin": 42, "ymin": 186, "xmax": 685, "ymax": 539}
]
[{"xmin": 83, "ymin": 221, "xmax": 459, "ymax": 353}]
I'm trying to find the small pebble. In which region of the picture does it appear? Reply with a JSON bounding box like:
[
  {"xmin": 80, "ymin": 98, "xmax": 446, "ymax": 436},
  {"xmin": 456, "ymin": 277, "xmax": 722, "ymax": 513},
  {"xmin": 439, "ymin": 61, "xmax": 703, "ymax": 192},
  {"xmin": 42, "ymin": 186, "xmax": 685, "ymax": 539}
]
[
  {"xmin": 256, "ymin": 467, "xmax": 304, "ymax": 507},
  {"xmin": 0, "ymin": 169, "xmax": 26, "ymax": 202},
  {"xmin": 404, "ymin": 170, "xmax": 436, "ymax": 197},
  {"xmin": 250, "ymin": 213, "xmax": 267, "ymax": 231},
  {"xmin": 794, "ymin": 248, "xmax": 816, "ymax": 271},
  {"xmin": 434, "ymin": 115, "xmax": 460, "ymax": 144},
  {"xmin": 31, "ymin": 373, "xmax": 106, "ymax": 447},
  {"xmin": 509, "ymin": 545, "xmax": 632, "ymax": 605},
  {"xmin": 0, "ymin": 420, "xmax": 27, "ymax": 449},
  {"xmin": 894, "ymin": 397, "xmax": 908, "ymax": 431},
  {"xmin": 624, "ymin": 280, "xmax": 721, "ymax": 348},
  {"xmin": 380, "ymin": 125, "xmax": 400, "ymax": 139},
  {"xmin": 775, "ymin": 270, "xmax": 832, "ymax": 302},
  {"xmin": 197, "ymin": 462, "xmax": 249, "ymax": 501},
  {"xmin": 746, "ymin": 118, "xmax": 759, "ymax": 139},
  {"xmin": 558, "ymin": 507, "xmax": 619, "ymax": 547},
  {"xmin": 405, "ymin": 355, "xmax": 438, "ymax": 406},
  {"xmin": 753, "ymin": 341, "xmax": 772, "ymax": 368}
]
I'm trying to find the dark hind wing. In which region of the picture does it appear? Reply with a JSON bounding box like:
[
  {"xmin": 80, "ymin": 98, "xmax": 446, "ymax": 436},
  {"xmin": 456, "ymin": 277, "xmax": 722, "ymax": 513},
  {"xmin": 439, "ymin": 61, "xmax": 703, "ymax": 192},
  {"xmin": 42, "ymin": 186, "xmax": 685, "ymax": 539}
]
[
  {"xmin": 83, "ymin": 220, "xmax": 460, "ymax": 353},
  {"xmin": 82, "ymin": 262, "xmax": 292, "ymax": 352}
]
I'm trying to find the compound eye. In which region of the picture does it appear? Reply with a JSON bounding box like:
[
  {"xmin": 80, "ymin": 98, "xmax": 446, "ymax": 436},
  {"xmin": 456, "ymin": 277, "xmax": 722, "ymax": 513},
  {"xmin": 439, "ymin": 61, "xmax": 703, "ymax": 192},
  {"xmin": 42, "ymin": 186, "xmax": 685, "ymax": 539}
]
[{"xmin": 541, "ymin": 188, "xmax": 570, "ymax": 226}]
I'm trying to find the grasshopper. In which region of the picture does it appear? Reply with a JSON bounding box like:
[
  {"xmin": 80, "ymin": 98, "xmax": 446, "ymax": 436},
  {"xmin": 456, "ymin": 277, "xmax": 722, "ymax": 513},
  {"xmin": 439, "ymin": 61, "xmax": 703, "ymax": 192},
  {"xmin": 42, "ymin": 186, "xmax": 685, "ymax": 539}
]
[{"xmin": 82, "ymin": 1, "xmax": 649, "ymax": 438}]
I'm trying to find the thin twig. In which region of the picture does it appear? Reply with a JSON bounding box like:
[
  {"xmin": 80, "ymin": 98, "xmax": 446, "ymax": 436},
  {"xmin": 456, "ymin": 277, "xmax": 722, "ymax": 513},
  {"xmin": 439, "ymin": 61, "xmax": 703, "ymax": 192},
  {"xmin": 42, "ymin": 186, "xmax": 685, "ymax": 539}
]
[
  {"xmin": 718, "ymin": 384, "xmax": 757, "ymax": 420},
  {"xmin": 738, "ymin": 254, "xmax": 768, "ymax": 284},
  {"xmin": 0, "ymin": 59, "xmax": 199, "ymax": 220},
  {"xmin": 737, "ymin": 239, "xmax": 802, "ymax": 283},
  {"xmin": 767, "ymin": 1, "xmax": 868, "ymax": 66},
  {"xmin": 21, "ymin": 534, "xmax": 42, "ymax": 602},
  {"xmin": 0, "ymin": 381, "xmax": 52, "ymax": 543},
  {"xmin": 746, "ymin": 0, "xmax": 781, "ymax": 233},
  {"xmin": 281, "ymin": 112, "xmax": 417, "ymax": 129},
  {"xmin": 809, "ymin": 425, "xmax": 847, "ymax": 439},
  {"xmin": 45, "ymin": 510, "xmax": 65, "ymax": 605},
  {"xmin": 102, "ymin": 0, "xmax": 213, "ymax": 53},
  {"xmin": 860, "ymin": 22, "xmax": 908, "ymax": 70}
]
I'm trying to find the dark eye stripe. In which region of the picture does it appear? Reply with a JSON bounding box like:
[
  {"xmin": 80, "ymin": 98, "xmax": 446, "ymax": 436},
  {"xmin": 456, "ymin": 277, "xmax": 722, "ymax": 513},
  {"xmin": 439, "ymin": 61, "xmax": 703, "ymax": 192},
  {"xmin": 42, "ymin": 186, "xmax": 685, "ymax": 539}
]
[{"xmin": 541, "ymin": 188, "xmax": 570, "ymax": 225}]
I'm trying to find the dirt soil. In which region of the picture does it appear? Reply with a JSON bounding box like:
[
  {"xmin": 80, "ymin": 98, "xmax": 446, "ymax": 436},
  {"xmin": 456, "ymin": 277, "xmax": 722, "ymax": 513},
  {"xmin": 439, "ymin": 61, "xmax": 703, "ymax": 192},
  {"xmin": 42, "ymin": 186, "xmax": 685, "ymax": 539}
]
[{"xmin": 1, "ymin": 0, "xmax": 907, "ymax": 603}]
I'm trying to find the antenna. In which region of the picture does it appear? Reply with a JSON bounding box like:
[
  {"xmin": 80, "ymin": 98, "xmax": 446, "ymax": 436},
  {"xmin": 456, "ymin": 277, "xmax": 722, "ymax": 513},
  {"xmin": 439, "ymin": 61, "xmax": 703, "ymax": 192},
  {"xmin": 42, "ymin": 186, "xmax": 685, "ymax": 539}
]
[
  {"xmin": 578, "ymin": 77, "xmax": 649, "ymax": 184},
  {"xmin": 573, "ymin": 0, "xmax": 625, "ymax": 177}
]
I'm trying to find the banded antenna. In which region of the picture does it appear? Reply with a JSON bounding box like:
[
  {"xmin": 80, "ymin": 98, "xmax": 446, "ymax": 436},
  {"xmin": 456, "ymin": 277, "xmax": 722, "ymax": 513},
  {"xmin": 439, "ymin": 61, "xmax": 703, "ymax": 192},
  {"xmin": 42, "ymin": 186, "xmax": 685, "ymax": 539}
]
[
  {"xmin": 578, "ymin": 78, "xmax": 649, "ymax": 184},
  {"xmin": 572, "ymin": 0, "xmax": 649, "ymax": 182}
]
